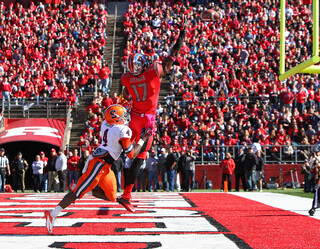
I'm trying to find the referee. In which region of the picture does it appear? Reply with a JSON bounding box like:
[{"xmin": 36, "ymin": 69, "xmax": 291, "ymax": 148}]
[{"xmin": 0, "ymin": 148, "xmax": 10, "ymax": 192}]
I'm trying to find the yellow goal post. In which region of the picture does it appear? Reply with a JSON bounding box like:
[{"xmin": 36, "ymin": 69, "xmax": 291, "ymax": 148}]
[{"xmin": 279, "ymin": 0, "xmax": 319, "ymax": 81}]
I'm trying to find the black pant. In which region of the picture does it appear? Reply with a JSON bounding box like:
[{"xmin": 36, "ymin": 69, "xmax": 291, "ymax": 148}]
[
  {"xmin": 221, "ymin": 173, "xmax": 232, "ymax": 191},
  {"xmin": 14, "ymin": 172, "xmax": 24, "ymax": 192},
  {"xmin": 33, "ymin": 174, "xmax": 43, "ymax": 192},
  {"xmin": 311, "ymin": 188, "xmax": 320, "ymax": 210},
  {"xmin": 57, "ymin": 170, "xmax": 66, "ymax": 192},
  {"xmin": 0, "ymin": 169, "xmax": 6, "ymax": 192},
  {"xmin": 235, "ymin": 173, "xmax": 247, "ymax": 191},
  {"xmin": 183, "ymin": 170, "xmax": 195, "ymax": 191}
]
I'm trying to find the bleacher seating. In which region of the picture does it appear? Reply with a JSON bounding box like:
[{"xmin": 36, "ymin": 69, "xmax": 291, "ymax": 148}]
[
  {"xmin": 0, "ymin": 1, "xmax": 108, "ymax": 105},
  {"xmin": 81, "ymin": 0, "xmax": 320, "ymax": 163}
]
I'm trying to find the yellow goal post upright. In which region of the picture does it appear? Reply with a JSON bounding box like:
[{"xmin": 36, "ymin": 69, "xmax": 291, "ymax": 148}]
[{"xmin": 279, "ymin": 0, "xmax": 320, "ymax": 81}]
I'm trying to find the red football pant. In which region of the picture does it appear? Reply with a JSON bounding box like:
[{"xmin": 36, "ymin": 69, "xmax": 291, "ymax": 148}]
[{"xmin": 130, "ymin": 112, "xmax": 154, "ymax": 159}]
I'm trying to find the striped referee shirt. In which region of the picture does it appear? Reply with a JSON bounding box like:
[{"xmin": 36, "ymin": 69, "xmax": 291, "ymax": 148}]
[{"xmin": 0, "ymin": 156, "xmax": 9, "ymax": 169}]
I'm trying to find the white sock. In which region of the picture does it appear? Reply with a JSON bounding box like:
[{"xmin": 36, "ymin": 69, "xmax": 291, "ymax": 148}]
[{"xmin": 50, "ymin": 205, "xmax": 63, "ymax": 218}]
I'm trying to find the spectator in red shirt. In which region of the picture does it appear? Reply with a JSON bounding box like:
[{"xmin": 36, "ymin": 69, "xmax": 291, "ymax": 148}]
[
  {"xmin": 40, "ymin": 151, "xmax": 48, "ymax": 192},
  {"xmin": 177, "ymin": 114, "xmax": 191, "ymax": 132},
  {"xmin": 280, "ymin": 87, "xmax": 295, "ymax": 109},
  {"xmin": 98, "ymin": 61, "xmax": 111, "ymax": 95},
  {"xmin": 67, "ymin": 149, "xmax": 80, "ymax": 189},
  {"xmin": 220, "ymin": 152, "xmax": 235, "ymax": 192},
  {"xmin": 296, "ymin": 86, "xmax": 308, "ymax": 114},
  {"xmin": 172, "ymin": 138, "xmax": 182, "ymax": 153},
  {"xmin": 101, "ymin": 94, "xmax": 114, "ymax": 110},
  {"xmin": 160, "ymin": 131, "xmax": 171, "ymax": 146},
  {"xmin": 308, "ymin": 84, "xmax": 315, "ymax": 109},
  {"xmin": 109, "ymin": 91, "xmax": 120, "ymax": 104},
  {"xmin": 50, "ymin": 85, "xmax": 61, "ymax": 100},
  {"xmin": 86, "ymin": 100, "xmax": 100, "ymax": 113},
  {"xmin": 43, "ymin": 65, "xmax": 54, "ymax": 84},
  {"xmin": 1, "ymin": 78, "xmax": 12, "ymax": 109}
]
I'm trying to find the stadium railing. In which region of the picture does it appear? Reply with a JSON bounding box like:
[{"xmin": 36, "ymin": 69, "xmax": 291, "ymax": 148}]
[
  {"xmin": 1, "ymin": 99, "xmax": 72, "ymax": 119},
  {"xmin": 65, "ymin": 144, "xmax": 319, "ymax": 166}
]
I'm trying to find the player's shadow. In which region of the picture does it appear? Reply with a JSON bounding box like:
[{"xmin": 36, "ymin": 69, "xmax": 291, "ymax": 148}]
[{"xmin": 97, "ymin": 207, "xmax": 112, "ymax": 215}]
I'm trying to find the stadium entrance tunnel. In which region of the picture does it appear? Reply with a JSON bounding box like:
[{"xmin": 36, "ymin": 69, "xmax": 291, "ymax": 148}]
[
  {"xmin": 0, "ymin": 118, "xmax": 66, "ymax": 190},
  {"xmin": 1, "ymin": 141, "xmax": 60, "ymax": 190}
]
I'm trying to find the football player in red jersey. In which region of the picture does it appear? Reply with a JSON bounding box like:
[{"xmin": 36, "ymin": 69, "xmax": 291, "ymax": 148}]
[{"xmin": 117, "ymin": 16, "xmax": 188, "ymax": 211}]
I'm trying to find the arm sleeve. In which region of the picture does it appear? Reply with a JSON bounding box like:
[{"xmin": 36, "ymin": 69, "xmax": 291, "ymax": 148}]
[
  {"xmin": 119, "ymin": 127, "xmax": 135, "ymax": 159},
  {"xmin": 154, "ymin": 62, "xmax": 163, "ymax": 77},
  {"xmin": 119, "ymin": 137, "xmax": 134, "ymax": 159}
]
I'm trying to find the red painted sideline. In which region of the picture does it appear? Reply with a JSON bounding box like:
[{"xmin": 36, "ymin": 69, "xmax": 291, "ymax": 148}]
[{"xmin": 184, "ymin": 193, "xmax": 320, "ymax": 249}]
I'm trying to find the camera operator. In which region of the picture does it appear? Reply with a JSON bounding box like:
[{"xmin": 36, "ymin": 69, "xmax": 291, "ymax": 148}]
[
  {"xmin": 182, "ymin": 149, "xmax": 196, "ymax": 192},
  {"xmin": 308, "ymin": 160, "xmax": 320, "ymax": 216},
  {"xmin": 301, "ymin": 159, "xmax": 313, "ymax": 193}
]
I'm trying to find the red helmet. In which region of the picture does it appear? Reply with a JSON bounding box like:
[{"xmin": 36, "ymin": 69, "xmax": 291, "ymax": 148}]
[
  {"xmin": 126, "ymin": 53, "xmax": 148, "ymax": 76},
  {"xmin": 104, "ymin": 104, "xmax": 130, "ymax": 125}
]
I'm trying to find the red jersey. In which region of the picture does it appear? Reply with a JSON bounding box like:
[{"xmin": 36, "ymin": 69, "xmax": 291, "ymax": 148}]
[{"xmin": 121, "ymin": 62, "xmax": 162, "ymax": 115}]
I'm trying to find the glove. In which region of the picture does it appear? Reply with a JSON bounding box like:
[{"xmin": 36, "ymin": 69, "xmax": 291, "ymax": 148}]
[{"xmin": 141, "ymin": 127, "xmax": 153, "ymax": 141}]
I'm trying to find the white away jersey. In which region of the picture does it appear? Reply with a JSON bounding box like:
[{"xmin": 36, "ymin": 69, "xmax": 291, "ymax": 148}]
[{"xmin": 97, "ymin": 120, "xmax": 132, "ymax": 160}]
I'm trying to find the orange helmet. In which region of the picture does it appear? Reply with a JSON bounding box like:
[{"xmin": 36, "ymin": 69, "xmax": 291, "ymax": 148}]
[{"xmin": 104, "ymin": 104, "xmax": 130, "ymax": 125}]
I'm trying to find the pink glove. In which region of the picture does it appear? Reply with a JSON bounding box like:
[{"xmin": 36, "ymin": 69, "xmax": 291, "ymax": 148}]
[{"xmin": 145, "ymin": 114, "xmax": 156, "ymax": 135}]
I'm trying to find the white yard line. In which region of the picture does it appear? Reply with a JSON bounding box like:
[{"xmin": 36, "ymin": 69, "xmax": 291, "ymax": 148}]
[{"xmin": 230, "ymin": 192, "xmax": 318, "ymax": 219}]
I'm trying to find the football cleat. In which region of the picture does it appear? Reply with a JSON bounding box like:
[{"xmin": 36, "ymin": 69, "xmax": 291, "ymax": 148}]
[
  {"xmin": 309, "ymin": 208, "xmax": 315, "ymax": 216},
  {"xmin": 117, "ymin": 196, "xmax": 136, "ymax": 213},
  {"xmin": 44, "ymin": 210, "xmax": 55, "ymax": 234}
]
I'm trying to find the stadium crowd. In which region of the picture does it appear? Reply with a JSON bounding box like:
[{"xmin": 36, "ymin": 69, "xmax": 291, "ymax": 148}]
[
  {"xmin": 119, "ymin": 0, "xmax": 320, "ymax": 162},
  {"xmin": 0, "ymin": 0, "xmax": 109, "ymax": 108},
  {"xmin": 78, "ymin": 0, "xmax": 320, "ymax": 164}
]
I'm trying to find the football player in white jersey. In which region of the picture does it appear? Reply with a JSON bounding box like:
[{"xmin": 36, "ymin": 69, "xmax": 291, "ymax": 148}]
[{"xmin": 44, "ymin": 104, "xmax": 151, "ymax": 234}]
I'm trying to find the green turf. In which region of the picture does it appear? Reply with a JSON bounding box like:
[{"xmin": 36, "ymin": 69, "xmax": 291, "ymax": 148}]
[{"xmin": 260, "ymin": 188, "xmax": 314, "ymax": 199}]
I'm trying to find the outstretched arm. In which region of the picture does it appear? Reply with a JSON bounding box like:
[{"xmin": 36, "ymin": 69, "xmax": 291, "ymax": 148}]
[
  {"xmin": 160, "ymin": 15, "xmax": 188, "ymax": 78},
  {"xmin": 121, "ymin": 128, "xmax": 153, "ymax": 160}
]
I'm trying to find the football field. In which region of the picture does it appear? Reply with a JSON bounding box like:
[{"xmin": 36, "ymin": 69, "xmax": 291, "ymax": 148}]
[{"xmin": 0, "ymin": 191, "xmax": 319, "ymax": 248}]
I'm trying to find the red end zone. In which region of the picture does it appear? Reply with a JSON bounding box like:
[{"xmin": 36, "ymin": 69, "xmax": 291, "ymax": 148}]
[
  {"xmin": 0, "ymin": 193, "xmax": 319, "ymax": 248},
  {"xmin": 184, "ymin": 193, "xmax": 320, "ymax": 248}
]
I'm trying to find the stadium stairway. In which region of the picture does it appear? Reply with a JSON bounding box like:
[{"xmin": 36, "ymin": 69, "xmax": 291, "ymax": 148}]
[
  {"xmin": 68, "ymin": 1, "xmax": 170, "ymax": 148},
  {"xmin": 69, "ymin": 92, "xmax": 95, "ymax": 148},
  {"xmin": 68, "ymin": 2, "xmax": 128, "ymax": 148},
  {"xmin": 159, "ymin": 77, "xmax": 171, "ymax": 106},
  {"xmin": 104, "ymin": 1, "xmax": 127, "ymax": 95}
]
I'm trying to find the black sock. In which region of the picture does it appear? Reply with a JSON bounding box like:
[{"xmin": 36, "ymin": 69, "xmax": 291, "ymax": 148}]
[{"xmin": 125, "ymin": 158, "xmax": 144, "ymax": 187}]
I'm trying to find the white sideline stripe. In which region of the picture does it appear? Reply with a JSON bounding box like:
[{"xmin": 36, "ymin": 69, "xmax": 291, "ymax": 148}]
[
  {"xmin": 0, "ymin": 209, "xmax": 200, "ymax": 217},
  {"xmin": 0, "ymin": 234, "xmax": 238, "ymax": 249},
  {"xmin": 0, "ymin": 217, "xmax": 215, "ymax": 232},
  {"xmin": 231, "ymin": 192, "xmax": 320, "ymax": 219},
  {"xmin": 0, "ymin": 201, "xmax": 190, "ymax": 208}
]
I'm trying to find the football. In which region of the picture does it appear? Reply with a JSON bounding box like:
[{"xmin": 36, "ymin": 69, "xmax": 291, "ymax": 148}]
[{"xmin": 200, "ymin": 9, "xmax": 219, "ymax": 22}]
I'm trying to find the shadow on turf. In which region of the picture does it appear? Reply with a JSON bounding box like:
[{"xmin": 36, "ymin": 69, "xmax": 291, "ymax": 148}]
[{"xmin": 97, "ymin": 207, "xmax": 112, "ymax": 215}]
